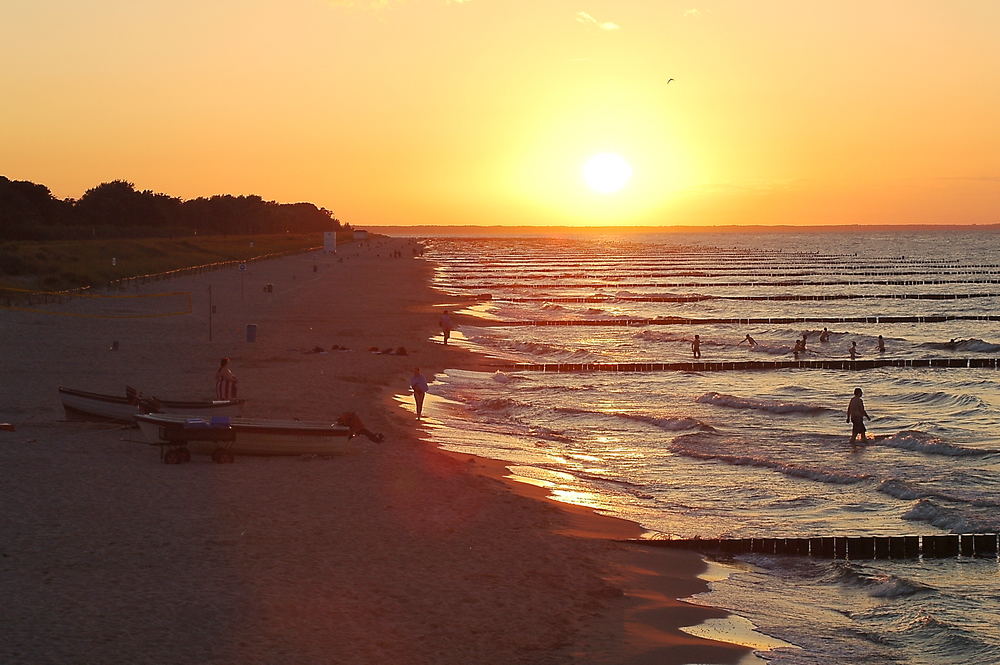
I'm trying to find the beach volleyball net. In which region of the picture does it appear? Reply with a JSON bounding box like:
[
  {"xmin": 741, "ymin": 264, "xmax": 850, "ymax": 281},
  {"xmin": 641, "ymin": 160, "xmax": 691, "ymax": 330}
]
[{"xmin": 0, "ymin": 287, "xmax": 192, "ymax": 319}]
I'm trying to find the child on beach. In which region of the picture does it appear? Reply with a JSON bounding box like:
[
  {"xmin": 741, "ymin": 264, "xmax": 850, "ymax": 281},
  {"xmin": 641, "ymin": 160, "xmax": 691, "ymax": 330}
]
[
  {"xmin": 691, "ymin": 334, "xmax": 701, "ymax": 358},
  {"xmin": 216, "ymin": 357, "xmax": 238, "ymax": 400},
  {"xmin": 410, "ymin": 368, "xmax": 429, "ymax": 418},
  {"xmin": 847, "ymin": 387, "xmax": 872, "ymax": 444}
]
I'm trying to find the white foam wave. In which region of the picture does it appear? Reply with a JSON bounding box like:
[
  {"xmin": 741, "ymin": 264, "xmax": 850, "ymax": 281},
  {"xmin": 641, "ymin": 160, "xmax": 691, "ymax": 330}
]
[
  {"xmin": 669, "ymin": 444, "xmax": 868, "ymax": 485},
  {"xmin": 922, "ymin": 338, "xmax": 1000, "ymax": 352},
  {"xmin": 826, "ymin": 563, "xmax": 931, "ymax": 598},
  {"xmin": 553, "ymin": 407, "xmax": 713, "ymax": 432},
  {"xmin": 695, "ymin": 392, "xmax": 835, "ymax": 415},
  {"xmin": 901, "ymin": 499, "xmax": 994, "ymax": 533},
  {"xmin": 875, "ymin": 430, "xmax": 989, "ymax": 457},
  {"xmin": 877, "ymin": 478, "xmax": 1000, "ymax": 508}
]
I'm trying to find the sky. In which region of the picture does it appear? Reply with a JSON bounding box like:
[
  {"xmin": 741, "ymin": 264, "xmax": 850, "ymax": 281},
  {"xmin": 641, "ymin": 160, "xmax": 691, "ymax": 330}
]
[{"xmin": 2, "ymin": 0, "xmax": 998, "ymax": 227}]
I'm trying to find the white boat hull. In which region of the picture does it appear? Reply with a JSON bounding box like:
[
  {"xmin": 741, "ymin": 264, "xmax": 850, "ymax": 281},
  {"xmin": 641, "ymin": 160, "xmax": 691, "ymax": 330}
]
[
  {"xmin": 134, "ymin": 413, "xmax": 353, "ymax": 456},
  {"xmin": 59, "ymin": 387, "xmax": 244, "ymax": 423}
]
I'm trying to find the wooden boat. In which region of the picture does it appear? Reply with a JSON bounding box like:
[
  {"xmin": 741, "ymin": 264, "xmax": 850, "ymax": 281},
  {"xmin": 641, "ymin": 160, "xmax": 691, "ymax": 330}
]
[
  {"xmin": 59, "ymin": 386, "xmax": 244, "ymax": 423},
  {"xmin": 134, "ymin": 413, "xmax": 353, "ymax": 456}
]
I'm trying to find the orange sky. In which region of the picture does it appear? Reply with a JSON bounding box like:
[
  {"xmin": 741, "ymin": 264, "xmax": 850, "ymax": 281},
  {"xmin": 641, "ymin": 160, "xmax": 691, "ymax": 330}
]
[{"xmin": 2, "ymin": 0, "xmax": 998, "ymax": 227}]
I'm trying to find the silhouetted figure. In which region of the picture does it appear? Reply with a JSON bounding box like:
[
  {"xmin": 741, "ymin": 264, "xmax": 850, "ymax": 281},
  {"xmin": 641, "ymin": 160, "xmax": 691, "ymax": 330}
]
[
  {"xmin": 819, "ymin": 327, "xmax": 830, "ymax": 343},
  {"xmin": 847, "ymin": 387, "xmax": 872, "ymax": 444},
  {"xmin": 877, "ymin": 335, "xmax": 885, "ymax": 353},
  {"xmin": 849, "ymin": 341, "xmax": 858, "ymax": 360},
  {"xmin": 793, "ymin": 338, "xmax": 805, "ymax": 359},
  {"xmin": 691, "ymin": 334, "xmax": 701, "ymax": 358},
  {"xmin": 410, "ymin": 368, "xmax": 429, "ymax": 418},
  {"xmin": 439, "ymin": 311, "xmax": 453, "ymax": 345},
  {"xmin": 738, "ymin": 333, "xmax": 757, "ymax": 347}
]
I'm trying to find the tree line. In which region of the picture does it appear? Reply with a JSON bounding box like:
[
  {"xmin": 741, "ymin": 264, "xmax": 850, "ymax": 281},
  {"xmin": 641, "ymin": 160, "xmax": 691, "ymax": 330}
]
[{"xmin": 0, "ymin": 176, "xmax": 347, "ymax": 241}]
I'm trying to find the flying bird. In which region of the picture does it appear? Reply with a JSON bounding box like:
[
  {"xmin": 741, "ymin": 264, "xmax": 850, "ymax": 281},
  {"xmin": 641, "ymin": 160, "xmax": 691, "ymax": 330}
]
[{"xmin": 666, "ymin": 78, "xmax": 674, "ymax": 84}]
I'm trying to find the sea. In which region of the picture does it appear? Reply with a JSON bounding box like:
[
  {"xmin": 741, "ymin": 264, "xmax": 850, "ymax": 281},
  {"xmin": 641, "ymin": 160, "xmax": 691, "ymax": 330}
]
[{"xmin": 406, "ymin": 227, "xmax": 1000, "ymax": 664}]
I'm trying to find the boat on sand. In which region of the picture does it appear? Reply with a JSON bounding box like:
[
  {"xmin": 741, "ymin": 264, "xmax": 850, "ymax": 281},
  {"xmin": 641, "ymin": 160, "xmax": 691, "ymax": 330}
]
[
  {"xmin": 59, "ymin": 386, "xmax": 245, "ymax": 423},
  {"xmin": 134, "ymin": 412, "xmax": 353, "ymax": 456}
]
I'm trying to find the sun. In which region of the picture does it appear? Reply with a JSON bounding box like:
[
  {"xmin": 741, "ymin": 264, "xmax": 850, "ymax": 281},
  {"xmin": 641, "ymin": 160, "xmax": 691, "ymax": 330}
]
[{"xmin": 581, "ymin": 153, "xmax": 633, "ymax": 194}]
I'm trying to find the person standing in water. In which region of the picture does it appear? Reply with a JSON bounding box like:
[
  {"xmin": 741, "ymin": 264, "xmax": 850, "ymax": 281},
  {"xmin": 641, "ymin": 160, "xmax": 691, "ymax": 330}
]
[
  {"xmin": 409, "ymin": 368, "xmax": 429, "ymax": 418},
  {"xmin": 691, "ymin": 334, "xmax": 701, "ymax": 358},
  {"xmin": 216, "ymin": 357, "xmax": 238, "ymax": 400},
  {"xmin": 877, "ymin": 335, "xmax": 885, "ymax": 353},
  {"xmin": 739, "ymin": 333, "xmax": 757, "ymax": 348},
  {"xmin": 819, "ymin": 328, "xmax": 830, "ymax": 343},
  {"xmin": 849, "ymin": 341, "xmax": 858, "ymax": 360},
  {"xmin": 847, "ymin": 387, "xmax": 872, "ymax": 444}
]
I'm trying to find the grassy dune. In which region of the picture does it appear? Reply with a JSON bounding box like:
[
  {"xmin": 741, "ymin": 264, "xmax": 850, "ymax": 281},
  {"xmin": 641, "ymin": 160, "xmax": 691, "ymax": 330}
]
[{"xmin": 0, "ymin": 233, "xmax": 345, "ymax": 291}]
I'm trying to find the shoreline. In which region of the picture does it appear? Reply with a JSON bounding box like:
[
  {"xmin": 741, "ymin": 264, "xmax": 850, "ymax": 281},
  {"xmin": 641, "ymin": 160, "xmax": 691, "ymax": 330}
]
[{"xmin": 0, "ymin": 235, "xmax": 757, "ymax": 664}]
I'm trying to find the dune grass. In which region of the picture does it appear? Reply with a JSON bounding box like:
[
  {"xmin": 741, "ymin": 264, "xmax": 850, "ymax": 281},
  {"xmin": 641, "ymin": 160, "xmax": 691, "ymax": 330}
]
[{"xmin": 0, "ymin": 233, "xmax": 341, "ymax": 291}]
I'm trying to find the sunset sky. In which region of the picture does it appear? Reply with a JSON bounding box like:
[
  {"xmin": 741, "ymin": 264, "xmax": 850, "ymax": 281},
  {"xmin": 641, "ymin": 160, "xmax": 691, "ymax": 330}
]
[{"xmin": 2, "ymin": 0, "xmax": 998, "ymax": 227}]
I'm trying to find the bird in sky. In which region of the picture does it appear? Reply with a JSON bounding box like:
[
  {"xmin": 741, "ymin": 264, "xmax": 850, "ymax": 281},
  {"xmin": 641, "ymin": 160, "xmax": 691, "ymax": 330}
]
[{"xmin": 666, "ymin": 78, "xmax": 674, "ymax": 84}]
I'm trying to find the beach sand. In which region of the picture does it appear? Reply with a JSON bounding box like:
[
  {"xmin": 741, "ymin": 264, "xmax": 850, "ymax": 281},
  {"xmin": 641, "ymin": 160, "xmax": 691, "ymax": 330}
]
[{"xmin": 0, "ymin": 236, "xmax": 754, "ymax": 664}]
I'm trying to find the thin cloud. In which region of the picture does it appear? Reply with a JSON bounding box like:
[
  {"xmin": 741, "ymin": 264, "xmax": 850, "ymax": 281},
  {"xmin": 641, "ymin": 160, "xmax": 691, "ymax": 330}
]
[
  {"xmin": 575, "ymin": 11, "xmax": 620, "ymax": 31},
  {"xmin": 683, "ymin": 8, "xmax": 702, "ymax": 18}
]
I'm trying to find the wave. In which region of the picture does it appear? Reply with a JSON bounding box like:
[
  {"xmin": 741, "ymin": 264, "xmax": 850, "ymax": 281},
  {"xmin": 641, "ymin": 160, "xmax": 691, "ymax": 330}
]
[
  {"xmin": 824, "ymin": 562, "xmax": 932, "ymax": 599},
  {"xmin": 749, "ymin": 343, "xmax": 796, "ymax": 355},
  {"xmin": 634, "ymin": 330, "xmax": 690, "ymax": 343},
  {"xmin": 540, "ymin": 302, "xmax": 566, "ymax": 311},
  {"xmin": 553, "ymin": 407, "xmax": 714, "ymax": 432},
  {"xmin": 894, "ymin": 391, "xmax": 989, "ymax": 409},
  {"xmin": 669, "ymin": 436, "xmax": 868, "ymax": 485},
  {"xmin": 873, "ymin": 430, "xmax": 993, "ymax": 457},
  {"xmin": 921, "ymin": 338, "xmax": 1000, "ymax": 352},
  {"xmin": 493, "ymin": 339, "xmax": 603, "ymax": 362},
  {"xmin": 877, "ymin": 478, "xmax": 1000, "ymax": 508},
  {"xmin": 901, "ymin": 499, "xmax": 998, "ymax": 533},
  {"xmin": 695, "ymin": 392, "xmax": 836, "ymax": 415}
]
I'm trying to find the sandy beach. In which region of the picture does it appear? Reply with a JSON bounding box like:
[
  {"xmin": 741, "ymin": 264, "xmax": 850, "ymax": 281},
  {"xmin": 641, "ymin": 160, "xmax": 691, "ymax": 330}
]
[{"xmin": 0, "ymin": 236, "xmax": 753, "ymax": 665}]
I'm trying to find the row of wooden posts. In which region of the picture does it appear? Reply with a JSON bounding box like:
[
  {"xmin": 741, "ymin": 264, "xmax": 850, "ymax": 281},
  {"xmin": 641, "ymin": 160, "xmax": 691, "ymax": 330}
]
[
  {"xmin": 506, "ymin": 358, "xmax": 1000, "ymax": 373},
  {"xmin": 634, "ymin": 533, "xmax": 1000, "ymax": 560},
  {"xmin": 491, "ymin": 292, "xmax": 1000, "ymax": 303},
  {"xmin": 488, "ymin": 315, "xmax": 1000, "ymax": 326}
]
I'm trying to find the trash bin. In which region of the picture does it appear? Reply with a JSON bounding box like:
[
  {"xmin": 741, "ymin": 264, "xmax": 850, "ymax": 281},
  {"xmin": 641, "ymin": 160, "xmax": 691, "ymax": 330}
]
[{"xmin": 246, "ymin": 324, "xmax": 257, "ymax": 342}]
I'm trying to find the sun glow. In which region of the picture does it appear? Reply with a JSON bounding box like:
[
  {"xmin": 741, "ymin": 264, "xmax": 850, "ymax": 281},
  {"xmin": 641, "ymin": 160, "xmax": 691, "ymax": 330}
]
[{"xmin": 581, "ymin": 153, "xmax": 633, "ymax": 194}]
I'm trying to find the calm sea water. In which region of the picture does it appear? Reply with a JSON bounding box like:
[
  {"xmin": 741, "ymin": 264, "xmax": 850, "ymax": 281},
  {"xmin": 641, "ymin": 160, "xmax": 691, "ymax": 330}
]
[{"xmin": 416, "ymin": 229, "xmax": 1000, "ymax": 664}]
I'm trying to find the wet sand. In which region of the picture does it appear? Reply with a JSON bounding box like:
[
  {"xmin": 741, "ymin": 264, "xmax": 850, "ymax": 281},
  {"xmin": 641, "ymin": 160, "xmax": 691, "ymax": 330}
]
[{"xmin": 0, "ymin": 236, "xmax": 753, "ymax": 664}]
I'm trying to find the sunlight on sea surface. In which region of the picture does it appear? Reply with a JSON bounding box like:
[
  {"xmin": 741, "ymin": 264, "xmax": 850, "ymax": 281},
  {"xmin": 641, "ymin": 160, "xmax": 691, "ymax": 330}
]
[{"xmin": 415, "ymin": 229, "xmax": 1000, "ymax": 664}]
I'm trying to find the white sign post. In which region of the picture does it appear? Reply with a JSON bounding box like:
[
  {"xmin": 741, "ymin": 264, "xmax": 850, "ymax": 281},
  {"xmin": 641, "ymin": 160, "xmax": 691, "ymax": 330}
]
[{"xmin": 323, "ymin": 231, "xmax": 337, "ymax": 254}]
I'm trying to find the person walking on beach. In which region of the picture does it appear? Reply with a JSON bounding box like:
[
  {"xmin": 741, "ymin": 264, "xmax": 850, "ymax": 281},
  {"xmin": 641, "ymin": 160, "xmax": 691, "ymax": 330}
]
[
  {"xmin": 819, "ymin": 327, "xmax": 830, "ymax": 343},
  {"xmin": 691, "ymin": 334, "xmax": 701, "ymax": 358},
  {"xmin": 439, "ymin": 311, "xmax": 453, "ymax": 346},
  {"xmin": 216, "ymin": 357, "xmax": 238, "ymax": 400},
  {"xmin": 847, "ymin": 387, "xmax": 872, "ymax": 444},
  {"xmin": 877, "ymin": 335, "xmax": 885, "ymax": 353},
  {"xmin": 738, "ymin": 333, "xmax": 757, "ymax": 348},
  {"xmin": 410, "ymin": 368, "xmax": 429, "ymax": 418},
  {"xmin": 849, "ymin": 341, "xmax": 858, "ymax": 360}
]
